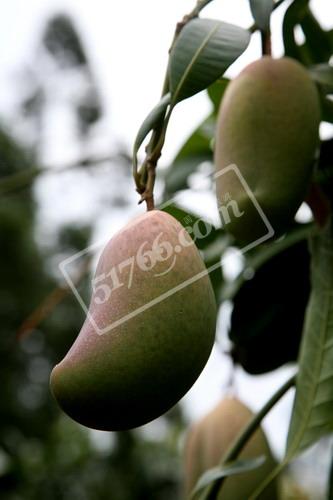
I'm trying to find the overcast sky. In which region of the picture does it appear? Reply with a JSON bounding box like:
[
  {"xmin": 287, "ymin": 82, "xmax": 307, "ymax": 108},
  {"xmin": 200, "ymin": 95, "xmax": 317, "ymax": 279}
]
[{"xmin": 0, "ymin": 0, "xmax": 331, "ymax": 159}]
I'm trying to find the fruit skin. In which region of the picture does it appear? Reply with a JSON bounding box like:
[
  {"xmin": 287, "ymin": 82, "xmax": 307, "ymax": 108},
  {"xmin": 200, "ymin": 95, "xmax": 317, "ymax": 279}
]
[
  {"xmin": 184, "ymin": 397, "xmax": 278, "ymax": 499},
  {"xmin": 50, "ymin": 210, "xmax": 216, "ymax": 431},
  {"xmin": 215, "ymin": 56, "xmax": 320, "ymax": 243}
]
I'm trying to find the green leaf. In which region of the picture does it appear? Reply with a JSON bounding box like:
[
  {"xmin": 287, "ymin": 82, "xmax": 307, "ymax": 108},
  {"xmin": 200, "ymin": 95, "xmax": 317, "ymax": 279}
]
[
  {"xmin": 207, "ymin": 78, "xmax": 229, "ymax": 115},
  {"xmin": 161, "ymin": 203, "xmax": 226, "ymax": 300},
  {"xmin": 132, "ymin": 93, "xmax": 171, "ymax": 169},
  {"xmin": 222, "ymin": 223, "xmax": 315, "ymax": 301},
  {"xmin": 249, "ymin": 0, "xmax": 274, "ymax": 32},
  {"xmin": 309, "ymin": 64, "xmax": 333, "ymax": 93},
  {"xmin": 191, "ymin": 456, "xmax": 266, "ymax": 499},
  {"xmin": 282, "ymin": 2, "xmax": 332, "ymax": 65},
  {"xmin": 286, "ymin": 220, "xmax": 333, "ymax": 458},
  {"xmin": 161, "ymin": 203, "xmax": 218, "ymax": 251},
  {"xmin": 282, "ymin": 0, "xmax": 309, "ymax": 61},
  {"xmin": 163, "ymin": 115, "xmax": 214, "ymax": 197},
  {"xmin": 300, "ymin": 10, "xmax": 332, "ymax": 64},
  {"xmin": 229, "ymin": 239, "xmax": 310, "ymax": 375},
  {"xmin": 320, "ymin": 96, "xmax": 333, "ymax": 123},
  {"xmin": 169, "ymin": 18, "xmax": 250, "ymax": 104}
]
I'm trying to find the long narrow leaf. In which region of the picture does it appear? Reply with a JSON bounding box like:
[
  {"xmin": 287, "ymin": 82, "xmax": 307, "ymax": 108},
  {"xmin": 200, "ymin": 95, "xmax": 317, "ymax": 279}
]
[
  {"xmin": 191, "ymin": 456, "xmax": 265, "ymax": 499},
  {"xmin": 132, "ymin": 93, "xmax": 171, "ymax": 169},
  {"xmin": 287, "ymin": 220, "xmax": 333, "ymax": 457},
  {"xmin": 309, "ymin": 64, "xmax": 333, "ymax": 93}
]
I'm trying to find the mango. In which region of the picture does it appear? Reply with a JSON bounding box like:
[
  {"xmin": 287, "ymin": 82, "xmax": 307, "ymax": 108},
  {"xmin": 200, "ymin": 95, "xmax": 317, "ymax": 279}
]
[
  {"xmin": 215, "ymin": 56, "xmax": 320, "ymax": 243},
  {"xmin": 183, "ymin": 397, "xmax": 278, "ymax": 499},
  {"xmin": 50, "ymin": 210, "xmax": 216, "ymax": 431}
]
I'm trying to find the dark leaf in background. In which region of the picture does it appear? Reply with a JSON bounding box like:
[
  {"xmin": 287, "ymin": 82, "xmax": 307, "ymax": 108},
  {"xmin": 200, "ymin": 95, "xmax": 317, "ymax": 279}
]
[
  {"xmin": 282, "ymin": 1, "xmax": 332, "ymax": 65},
  {"xmin": 42, "ymin": 14, "xmax": 102, "ymax": 136},
  {"xmin": 206, "ymin": 78, "xmax": 229, "ymax": 115},
  {"xmin": 300, "ymin": 9, "xmax": 332, "ymax": 64},
  {"xmin": 76, "ymin": 87, "xmax": 102, "ymax": 134},
  {"xmin": 317, "ymin": 138, "xmax": 333, "ymax": 202},
  {"xmin": 282, "ymin": 0, "xmax": 309, "ymax": 61},
  {"xmin": 0, "ymin": 129, "xmax": 34, "ymax": 178},
  {"xmin": 21, "ymin": 88, "xmax": 45, "ymax": 120},
  {"xmin": 43, "ymin": 14, "xmax": 87, "ymax": 67},
  {"xmin": 309, "ymin": 63, "xmax": 333, "ymax": 94},
  {"xmin": 163, "ymin": 115, "xmax": 214, "ymax": 198},
  {"xmin": 229, "ymin": 239, "xmax": 310, "ymax": 374}
]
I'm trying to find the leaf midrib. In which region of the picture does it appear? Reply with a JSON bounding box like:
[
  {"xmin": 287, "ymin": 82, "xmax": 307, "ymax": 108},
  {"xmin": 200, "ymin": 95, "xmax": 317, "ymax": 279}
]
[
  {"xmin": 171, "ymin": 22, "xmax": 220, "ymax": 105},
  {"xmin": 287, "ymin": 278, "xmax": 332, "ymax": 460}
]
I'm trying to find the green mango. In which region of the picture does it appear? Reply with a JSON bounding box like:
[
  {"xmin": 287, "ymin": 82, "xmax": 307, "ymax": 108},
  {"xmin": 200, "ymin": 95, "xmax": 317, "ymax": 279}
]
[
  {"xmin": 215, "ymin": 56, "xmax": 320, "ymax": 244},
  {"xmin": 183, "ymin": 397, "xmax": 279, "ymax": 499},
  {"xmin": 50, "ymin": 210, "xmax": 216, "ymax": 431}
]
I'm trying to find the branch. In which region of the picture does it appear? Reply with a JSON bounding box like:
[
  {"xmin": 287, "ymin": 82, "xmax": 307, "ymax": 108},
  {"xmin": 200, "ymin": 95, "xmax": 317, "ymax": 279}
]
[
  {"xmin": 133, "ymin": 0, "xmax": 215, "ymax": 210},
  {"xmin": 261, "ymin": 30, "xmax": 272, "ymax": 56},
  {"xmin": 17, "ymin": 257, "xmax": 91, "ymax": 339},
  {"xmin": 0, "ymin": 152, "xmax": 130, "ymax": 196}
]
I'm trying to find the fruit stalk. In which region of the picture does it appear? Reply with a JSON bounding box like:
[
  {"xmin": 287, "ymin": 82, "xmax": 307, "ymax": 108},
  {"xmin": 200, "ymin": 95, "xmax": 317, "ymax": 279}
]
[{"xmin": 133, "ymin": 0, "xmax": 215, "ymax": 211}]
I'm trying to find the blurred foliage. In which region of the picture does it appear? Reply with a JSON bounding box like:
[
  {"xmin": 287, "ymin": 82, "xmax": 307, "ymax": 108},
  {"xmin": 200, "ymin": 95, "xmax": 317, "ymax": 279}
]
[
  {"xmin": 43, "ymin": 14, "xmax": 87, "ymax": 67},
  {"xmin": 20, "ymin": 13, "xmax": 102, "ymax": 147},
  {"xmin": 0, "ymin": 12, "xmax": 183, "ymax": 500}
]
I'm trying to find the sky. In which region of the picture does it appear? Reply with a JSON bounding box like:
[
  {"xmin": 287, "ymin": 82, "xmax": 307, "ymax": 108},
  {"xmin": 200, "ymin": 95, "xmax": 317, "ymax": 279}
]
[{"xmin": 0, "ymin": 0, "xmax": 332, "ymax": 470}]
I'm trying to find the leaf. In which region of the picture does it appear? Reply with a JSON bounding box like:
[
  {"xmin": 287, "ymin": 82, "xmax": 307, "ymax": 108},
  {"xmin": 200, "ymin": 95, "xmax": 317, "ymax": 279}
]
[
  {"xmin": 191, "ymin": 456, "xmax": 266, "ymax": 499},
  {"xmin": 161, "ymin": 203, "xmax": 226, "ymax": 300},
  {"xmin": 161, "ymin": 203, "xmax": 218, "ymax": 251},
  {"xmin": 222, "ymin": 222, "xmax": 315, "ymax": 302},
  {"xmin": 132, "ymin": 93, "xmax": 171, "ymax": 169},
  {"xmin": 163, "ymin": 115, "xmax": 214, "ymax": 197},
  {"xmin": 320, "ymin": 96, "xmax": 333, "ymax": 123},
  {"xmin": 309, "ymin": 64, "xmax": 333, "ymax": 93},
  {"xmin": 249, "ymin": 0, "xmax": 274, "ymax": 32},
  {"xmin": 282, "ymin": 0, "xmax": 309, "ymax": 61},
  {"xmin": 207, "ymin": 78, "xmax": 229, "ymax": 115},
  {"xmin": 229, "ymin": 239, "xmax": 310, "ymax": 375},
  {"xmin": 300, "ymin": 10, "xmax": 332, "ymax": 64},
  {"xmin": 286, "ymin": 220, "xmax": 333, "ymax": 458},
  {"xmin": 169, "ymin": 18, "xmax": 250, "ymax": 104},
  {"xmin": 282, "ymin": 1, "xmax": 332, "ymax": 65}
]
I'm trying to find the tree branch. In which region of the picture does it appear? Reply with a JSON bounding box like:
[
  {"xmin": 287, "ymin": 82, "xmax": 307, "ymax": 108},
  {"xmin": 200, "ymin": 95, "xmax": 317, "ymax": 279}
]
[{"xmin": 0, "ymin": 152, "xmax": 130, "ymax": 196}]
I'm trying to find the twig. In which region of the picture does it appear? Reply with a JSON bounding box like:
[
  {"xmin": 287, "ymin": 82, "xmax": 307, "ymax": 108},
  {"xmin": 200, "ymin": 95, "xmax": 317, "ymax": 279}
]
[
  {"xmin": 261, "ymin": 30, "xmax": 272, "ymax": 56},
  {"xmin": 133, "ymin": 0, "xmax": 215, "ymax": 211},
  {"xmin": 17, "ymin": 257, "xmax": 91, "ymax": 339}
]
